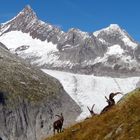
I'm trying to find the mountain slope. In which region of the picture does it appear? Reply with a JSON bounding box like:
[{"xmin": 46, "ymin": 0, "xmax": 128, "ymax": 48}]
[
  {"xmin": 0, "ymin": 43, "xmax": 81, "ymax": 140},
  {"xmin": 0, "ymin": 5, "xmax": 140, "ymax": 76},
  {"xmin": 93, "ymin": 24, "xmax": 138, "ymax": 48},
  {"xmin": 46, "ymin": 88, "xmax": 140, "ymax": 140}
]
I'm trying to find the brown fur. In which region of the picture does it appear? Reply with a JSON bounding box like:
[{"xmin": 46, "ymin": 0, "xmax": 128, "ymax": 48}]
[
  {"xmin": 53, "ymin": 113, "xmax": 64, "ymax": 135},
  {"xmin": 101, "ymin": 92, "xmax": 123, "ymax": 114}
]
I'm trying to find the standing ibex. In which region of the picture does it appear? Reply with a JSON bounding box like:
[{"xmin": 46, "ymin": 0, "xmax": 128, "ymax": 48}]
[
  {"xmin": 87, "ymin": 104, "xmax": 97, "ymax": 116},
  {"xmin": 53, "ymin": 113, "xmax": 64, "ymax": 135},
  {"xmin": 101, "ymin": 92, "xmax": 123, "ymax": 114}
]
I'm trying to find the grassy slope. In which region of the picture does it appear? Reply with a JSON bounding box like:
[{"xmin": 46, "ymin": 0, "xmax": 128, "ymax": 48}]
[
  {"xmin": 46, "ymin": 88, "xmax": 140, "ymax": 140},
  {"xmin": 0, "ymin": 46, "xmax": 62, "ymax": 106}
]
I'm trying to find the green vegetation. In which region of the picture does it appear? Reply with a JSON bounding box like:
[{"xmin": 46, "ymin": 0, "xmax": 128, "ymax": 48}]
[{"xmin": 46, "ymin": 88, "xmax": 140, "ymax": 140}]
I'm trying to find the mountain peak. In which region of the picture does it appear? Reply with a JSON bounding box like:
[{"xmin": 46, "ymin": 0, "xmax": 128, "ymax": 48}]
[
  {"xmin": 109, "ymin": 24, "xmax": 120, "ymax": 28},
  {"xmin": 108, "ymin": 24, "xmax": 121, "ymax": 30},
  {"xmin": 20, "ymin": 5, "xmax": 37, "ymax": 18},
  {"xmin": 1, "ymin": 5, "xmax": 37, "ymax": 27},
  {"xmin": 22, "ymin": 5, "xmax": 34, "ymax": 14},
  {"xmin": 93, "ymin": 24, "xmax": 124, "ymax": 37},
  {"xmin": 24, "ymin": 5, "xmax": 32, "ymax": 10}
]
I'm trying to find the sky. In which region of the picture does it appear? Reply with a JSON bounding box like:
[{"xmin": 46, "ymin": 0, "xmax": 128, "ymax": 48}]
[{"xmin": 0, "ymin": 0, "xmax": 140, "ymax": 42}]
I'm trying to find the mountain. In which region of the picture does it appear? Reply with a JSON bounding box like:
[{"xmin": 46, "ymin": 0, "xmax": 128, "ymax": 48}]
[
  {"xmin": 46, "ymin": 88, "xmax": 140, "ymax": 140},
  {"xmin": 0, "ymin": 5, "xmax": 140, "ymax": 76},
  {"xmin": 0, "ymin": 5, "xmax": 140, "ymax": 140},
  {"xmin": 0, "ymin": 43, "xmax": 81, "ymax": 140}
]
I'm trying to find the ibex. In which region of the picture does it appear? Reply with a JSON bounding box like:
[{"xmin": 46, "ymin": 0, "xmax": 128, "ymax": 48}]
[
  {"xmin": 87, "ymin": 104, "xmax": 97, "ymax": 116},
  {"xmin": 53, "ymin": 113, "xmax": 64, "ymax": 135},
  {"xmin": 101, "ymin": 92, "xmax": 123, "ymax": 114}
]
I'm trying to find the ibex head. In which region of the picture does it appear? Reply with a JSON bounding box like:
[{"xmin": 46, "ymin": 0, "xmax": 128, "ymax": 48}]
[
  {"xmin": 87, "ymin": 104, "xmax": 96, "ymax": 116},
  {"xmin": 109, "ymin": 92, "xmax": 123, "ymax": 99},
  {"xmin": 55, "ymin": 113, "xmax": 64, "ymax": 122}
]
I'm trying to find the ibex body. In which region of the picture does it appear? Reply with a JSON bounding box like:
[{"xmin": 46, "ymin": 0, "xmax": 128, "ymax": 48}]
[
  {"xmin": 101, "ymin": 92, "xmax": 123, "ymax": 114},
  {"xmin": 53, "ymin": 113, "xmax": 64, "ymax": 134}
]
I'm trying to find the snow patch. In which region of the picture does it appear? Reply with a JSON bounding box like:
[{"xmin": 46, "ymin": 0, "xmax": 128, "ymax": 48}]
[
  {"xmin": 122, "ymin": 37, "xmax": 137, "ymax": 48},
  {"xmin": 0, "ymin": 31, "xmax": 59, "ymax": 65},
  {"xmin": 107, "ymin": 45, "xmax": 124, "ymax": 55},
  {"xmin": 0, "ymin": 31, "xmax": 79, "ymax": 67},
  {"xmin": 99, "ymin": 38, "xmax": 106, "ymax": 44}
]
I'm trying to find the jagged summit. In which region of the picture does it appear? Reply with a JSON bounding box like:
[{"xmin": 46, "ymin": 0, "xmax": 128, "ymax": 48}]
[
  {"xmin": 0, "ymin": 5, "xmax": 60, "ymax": 41},
  {"xmin": 0, "ymin": 6, "xmax": 140, "ymax": 76},
  {"xmin": 67, "ymin": 28, "xmax": 82, "ymax": 33},
  {"xmin": 93, "ymin": 24, "xmax": 123, "ymax": 37},
  {"xmin": 93, "ymin": 23, "xmax": 138, "ymax": 49},
  {"xmin": 93, "ymin": 24, "xmax": 136, "ymax": 45},
  {"xmin": 20, "ymin": 4, "xmax": 37, "ymax": 18},
  {"xmin": 23, "ymin": 5, "xmax": 33, "ymax": 11},
  {"xmin": 1, "ymin": 5, "xmax": 37, "ymax": 27},
  {"xmin": 108, "ymin": 24, "xmax": 121, "ymax": 29},
  {"xmin": 67, "ymin": 28, "xmax": 90, "ymax": 39}
]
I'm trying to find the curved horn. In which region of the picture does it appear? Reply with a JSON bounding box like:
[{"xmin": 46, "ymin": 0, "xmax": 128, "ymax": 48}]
[
  {"xmin": 55, "ymin": 114, "xmax": 61, "ymax": 118},
  {"xmin": 87, "ymin": 106, "xmax": 91, "ymax": 112},
  {"xmin": 91, "ymin": 104, "xmax": 95, "ymax": 111},
  {"xmin": 105, "ymin": 96, "xmax": 109, "ymax": 102},
  {"xmin": 114, "ymin": 92, "xmax": 124, "ymax": 97}
]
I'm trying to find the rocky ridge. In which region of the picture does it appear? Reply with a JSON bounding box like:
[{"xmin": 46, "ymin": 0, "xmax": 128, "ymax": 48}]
[{"xmin": 0, "ymin": 5, "xmax": 140, "ymax": 76}]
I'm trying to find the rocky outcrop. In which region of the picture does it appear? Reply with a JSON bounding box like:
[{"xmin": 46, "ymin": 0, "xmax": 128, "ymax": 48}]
[
  {"xmin": 0, "ymin": 42, "xmax": 8, "ymax": 50},
  {"xmin": 0, "ymin": 44, "xmax": 81, "ymax": 140}
]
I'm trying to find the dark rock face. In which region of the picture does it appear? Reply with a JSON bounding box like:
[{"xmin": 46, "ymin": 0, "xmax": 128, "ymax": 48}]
[
  {"xmin": 0, "ymin": 42, "xmax": 8, "ymax": 50},
  {"xmin": 0, "ymin": 45, "xmax": 81, "ymax": 140},
  {"xmin": 0, "ymin": 5, "xmax": 140, "ymax": 77},
  {"xmin": 0, "ymin": 91, "xmax": 6, "ymax": 105}
]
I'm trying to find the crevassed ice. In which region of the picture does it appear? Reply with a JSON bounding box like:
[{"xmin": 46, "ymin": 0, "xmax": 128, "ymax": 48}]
[{"xmin": 42, "ymin": 69, "xmax": 140, "ymax": 121}]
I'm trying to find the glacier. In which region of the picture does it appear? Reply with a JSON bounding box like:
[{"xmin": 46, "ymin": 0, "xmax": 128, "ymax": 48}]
[{"xmin": 42, "ymin": 69, "xmax": 140, "ymax": 120}]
